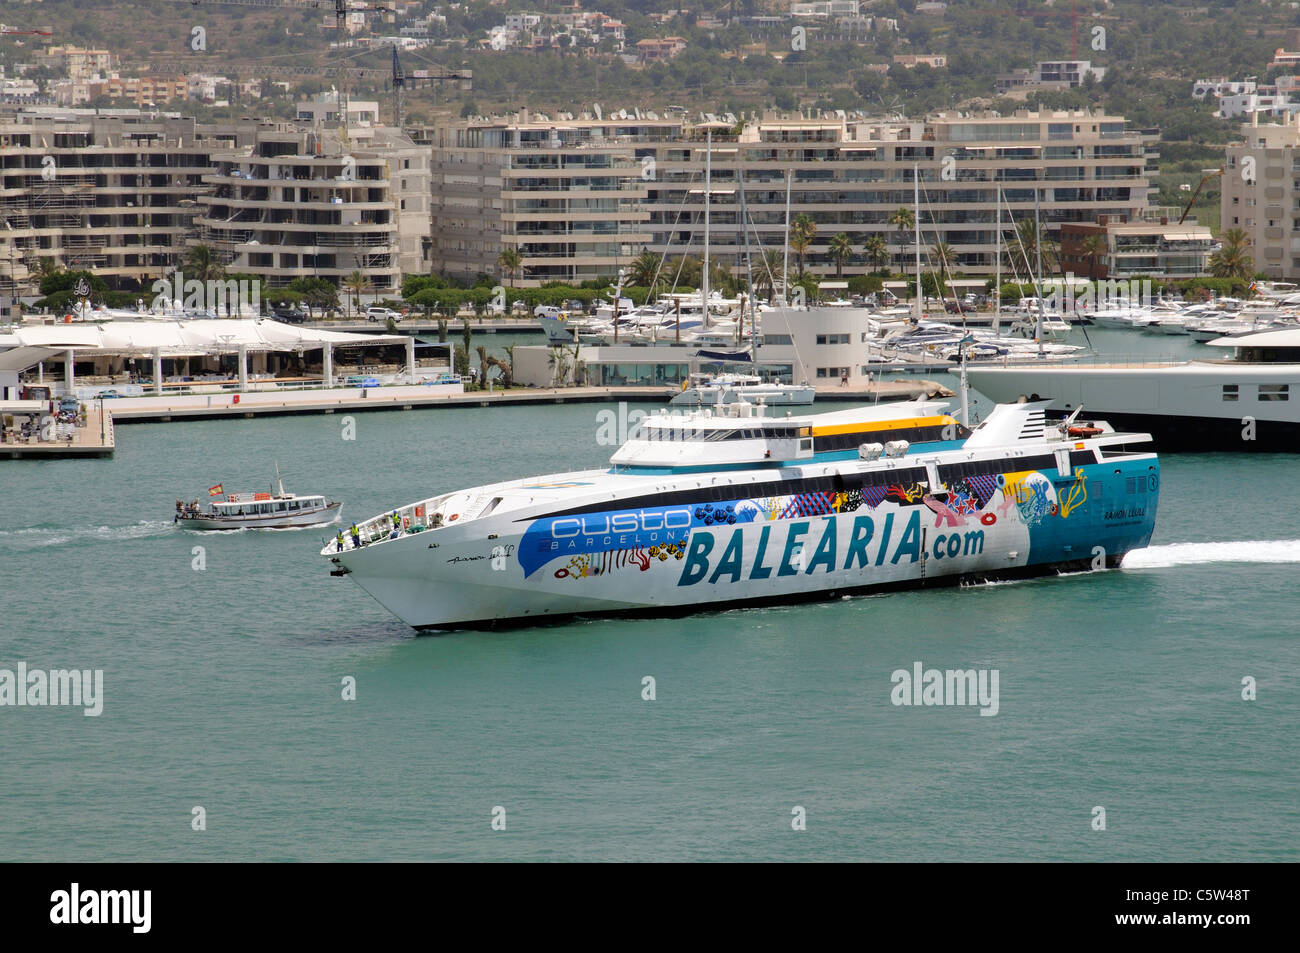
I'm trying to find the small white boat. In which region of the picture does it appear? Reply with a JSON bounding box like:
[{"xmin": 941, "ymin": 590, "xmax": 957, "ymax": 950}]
[
  {"xmin": 176, "ymin": 467, "xmax": 341, "ymax": 530},
  {"xmin": 671, "ymin": 372, "xmax": 815, "ymax": 406}
]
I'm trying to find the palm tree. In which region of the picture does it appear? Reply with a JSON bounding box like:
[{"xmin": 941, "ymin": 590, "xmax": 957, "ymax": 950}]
[
  {"xmin": 789, "ymin": 213, "xmax": 817, "ymax": 275},
  {"xmin": 627, "ymin": 249, "xmax": 661, "ymax": 288},
  {"xmin": 828, "ymin": 232, "xmax": 854, "ymax": 278},
  {"xmin": 1009, "ymin": 219, "xmax": 1059, "ymax": 275},
  {"xmin": 183, "ymin": 244, "xmax": 225, "ymax": 282},
  {"xmin": 863, "ymin": 234, "xmax": 889, "ymax": 273},
  {"xmin": 1210, "ymin": 228, "xmax": 1254, "ymax": 279},
  {"xmin": 755, "ymin": 248, "xmax": 785, "ymax": 300},
  {"xmin": 1078, "ymin": 234, "xmax": 1105, "ymax": 279},
  {"xmin": 342, "ymin": 270, "xmax": 371, "ymax": 318},
  {"xmin": 888, "ymin": 207, "xmax": 915, "ymax": 269},
  {"xmin": 497, "ymin": 247, "xmax": 523, "ymax": 287},
  {"xmin": 931, "ymin": 241, "xmax": 956, "ymax": 276}
]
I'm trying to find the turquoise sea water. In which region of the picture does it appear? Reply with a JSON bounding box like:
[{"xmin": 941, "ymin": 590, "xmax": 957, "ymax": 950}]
[{"xmin": 2, "ymin": 361, "xmax": 1298, "ymax": 861}]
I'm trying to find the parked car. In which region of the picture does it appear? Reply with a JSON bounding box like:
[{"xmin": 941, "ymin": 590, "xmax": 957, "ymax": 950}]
[
  {"xmin": 366, "ymin": 306, "xmax": 402, "ymax": 323},
  {"xmin": 510, "ymin": 299, "xmax": 530, "ymax": 316},
  {"xmin": 534, "ymin": 304, "xmax": 562, "ymax": 319},
  {"xmin": 271, "ymin": 304, "xmax": 307, "ymax": 324},
  {"xmin": 563, "ymin": 298, "xmax": 586, "ymax": 314},
  {"xmin": 944, "ymin": 299, "xmax": 975, "ymax": 314}
]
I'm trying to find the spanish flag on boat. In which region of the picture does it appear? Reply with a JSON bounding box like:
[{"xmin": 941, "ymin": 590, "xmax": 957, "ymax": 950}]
[{"xmin": 208, "ymin": 484, "xmax": 223, "ymax": 497}]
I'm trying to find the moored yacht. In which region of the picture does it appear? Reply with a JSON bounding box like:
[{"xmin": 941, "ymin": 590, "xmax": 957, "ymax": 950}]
[
  {"xmin": 670, "ymin": 372, "xmax": 816, "ymax": 406},
  {"xmin": 322, "ymin": 398, "xmax": 1158, "ymax": 629},
  {"xmin": 966, "ymin": 325, "xmax": 1300, "ymax": 451}
]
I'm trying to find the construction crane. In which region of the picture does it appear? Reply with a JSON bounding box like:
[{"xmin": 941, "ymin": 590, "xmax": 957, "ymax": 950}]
[{"xmin": 1179, "ymin": 168, "xmax": 1224, "ymax": 225}]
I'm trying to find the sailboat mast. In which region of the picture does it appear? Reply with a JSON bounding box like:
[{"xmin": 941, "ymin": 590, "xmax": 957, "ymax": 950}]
[
  {"xmin": 738, "ymin": 168, "xmax": 757, "ymax": 351},
  {"xmin": 782, "ymin": 168, "xmax": 792, "ymax": 306},
  {"xmin": 1034, "ymin": 183, "xmax": 1043, "ymax": 357},
  {"xmin": 913, "ymin": 162, "xmax": 922, "ymax": 322},
  {"xmin": 702, "ymin": 127, "xmax": 711, "ymax": 326},
  {"xmin": 995, "ymin": 186, "xmax": 1002, "ymax": 334}
]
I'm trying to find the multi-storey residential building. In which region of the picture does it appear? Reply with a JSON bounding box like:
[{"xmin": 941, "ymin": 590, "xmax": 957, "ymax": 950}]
[
  {"xmin": 427, "ymin": 112, "xmax": 654, "ymax": 285},
  {"xmin": 996, "ymin": 60, "xmax": 1106, "ymax": 96},
  {"xmin": 426, "ymin": 108, "xmax": 1153, "ymax": 286},
  {"xmin": 1060, "ymin": 212, "xmax": 1213, "ymax": 280},
  {"xmin": 0, "ymin": 112, "xmax": 222, "ymax": 296},
  {"xmin": 1222, "ymin": 112, "xmax": 1300, "ymax": 279},
  {"xmin": 0, "ymin": 108, "xmax": 427, "ymax": 299},
  {"xmin": 640, "ymin": 109, "xmax": 1151, "ymax": 281},
  {"xmin": 37, "ymin": 46, "xmax": 113, "ymax": 81},
  {"xmin": 199, "ymin": 124, "xmax": 429, "ymax": 292}
]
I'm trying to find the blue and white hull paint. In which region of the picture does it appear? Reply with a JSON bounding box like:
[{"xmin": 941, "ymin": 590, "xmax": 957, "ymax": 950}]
[{"xmin": 323, "ymin": 401, "xmax": 1159, "ymax": 630}]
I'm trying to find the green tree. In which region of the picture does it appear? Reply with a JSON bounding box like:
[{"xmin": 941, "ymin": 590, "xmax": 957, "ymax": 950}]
[
  {"xmin": 1079, "ymin": 234, "xmax": 1106, "ymax": 279},
  {"xmin": 888, "ymin": 207, "xmax": 915, "ymax": 269},
  {"xmin": 828, "ymin": 232, "xmax": 854, "ymax": 278},
  {"xmin": 789, "ymin": 213, "xmax": 817, "ymax": 275},
  {"xmin": 1210, "ymin": 228, "xmax": 1254, "ymax": 279},
  {"xmin": 863, "ymin": 234, "xmax": 889, "ymax": 273},
  {"xmin": 183, "ymin": 244, "xmax": 225, "ymax": 282},
  {"xmin": 497, "ymin": 247, "xmax": 523, "ymax": 287},
  {"xmin": 627, "ymin": 249, "xmax": 661, "ymax": 288},
  {"xmin": 342, "ymin": 270, "xmax": 372, "ymax": 318}
]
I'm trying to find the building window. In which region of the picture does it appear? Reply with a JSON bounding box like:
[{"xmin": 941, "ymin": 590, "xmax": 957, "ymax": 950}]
[
  {"xmin": 762, "ymin": 334, "xmax": 793, "ymax": 345},
  {"xmin": 1259, "ymin": 384, "xmax": 1289, "ymax": 401},
  {"xmin": 815, "ymin": 333, "xmax": 850, "ymax": 345},
  {"xmin": 1222, "ymin": 384, "xmax": 1238, "ymax": 401}
]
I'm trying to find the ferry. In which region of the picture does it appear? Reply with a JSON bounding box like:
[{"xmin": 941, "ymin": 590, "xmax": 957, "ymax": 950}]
[
  {"xmin": 322, "ymin": 399, "xmax": 1158, "ymax": 630},
  {"xmin": 178, "ymin": 471, "xmax": 341, "ymax": 530},
  {"xmin": 670, "ymin": 372, "xmax": 816, "ymax": 406}
]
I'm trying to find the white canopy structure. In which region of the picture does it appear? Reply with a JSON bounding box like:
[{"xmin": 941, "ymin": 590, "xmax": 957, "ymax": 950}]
[{"xmin": 0, "ymin": 320, "xmax": 415, "ymax": 397}]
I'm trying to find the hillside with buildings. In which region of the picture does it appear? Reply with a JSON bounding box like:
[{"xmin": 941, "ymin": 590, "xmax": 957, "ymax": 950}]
[{"xmin": 5, "ymin": 0, "xmax": 1300, "ymax": 311}]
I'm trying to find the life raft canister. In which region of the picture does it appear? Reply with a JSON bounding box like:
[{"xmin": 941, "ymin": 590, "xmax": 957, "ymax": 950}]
[
  {"xmin": 1068, "ymin": 425, "xmax": 1103, "ymax": 437},
  {"xmin": 402, "ymin": 517, "xmax": 410, "ymax": 529}
]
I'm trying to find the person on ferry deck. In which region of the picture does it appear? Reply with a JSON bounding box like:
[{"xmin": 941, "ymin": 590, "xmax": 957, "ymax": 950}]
[
  {"xmin": 336, "ymin": 530, "xmax": 345, "ymax": 553},
  {"xmin": 350, "ymin": 523, "xmax": 361, "ymax": 548}
]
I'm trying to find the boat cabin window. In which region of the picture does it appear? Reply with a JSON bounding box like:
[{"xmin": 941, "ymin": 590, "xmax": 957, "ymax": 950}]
[
  {"xmin": 276, "ymin": 502, "xmax": 287, "ymax": 511},
  {"xmin": 1259, "ymin": 384, "xmax": 1289, "ymax": 401},
  {"xmin": 1222, "ymin": 384, "xmax": 1239, "ymax": 402},
  {"xmin": 289, "ymin": 500, "xmax": 300, "ymax": 510}
]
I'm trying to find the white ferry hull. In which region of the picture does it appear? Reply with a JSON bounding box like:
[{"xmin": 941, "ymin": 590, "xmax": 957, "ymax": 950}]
[{"xmin": 331, "ymin": 465, "xmax": 1156, "ymax": 630}]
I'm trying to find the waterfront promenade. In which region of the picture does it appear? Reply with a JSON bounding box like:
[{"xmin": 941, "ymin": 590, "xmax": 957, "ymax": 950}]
[{"xmin": 105, "ymin": 378, "xmax": 952, "ymax": 423}]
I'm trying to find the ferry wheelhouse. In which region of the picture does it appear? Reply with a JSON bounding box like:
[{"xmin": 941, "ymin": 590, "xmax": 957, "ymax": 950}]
[{"xmin": 322, "ymin": 399, "xmax": 1158, "ymax": 630}]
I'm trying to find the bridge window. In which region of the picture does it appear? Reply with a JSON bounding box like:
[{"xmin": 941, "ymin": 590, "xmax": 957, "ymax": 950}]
[{"xmin": 1259, "ymin": 383, "xmax": 1289, "ymax": 401}]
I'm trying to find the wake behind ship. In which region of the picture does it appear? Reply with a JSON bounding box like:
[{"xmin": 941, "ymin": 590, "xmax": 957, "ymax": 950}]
[{"xmin": 323, "ymin": 400, "xmax": 1159, "ymax": 630}]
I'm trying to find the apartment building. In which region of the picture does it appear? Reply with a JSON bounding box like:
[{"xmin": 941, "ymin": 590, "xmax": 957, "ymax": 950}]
[
  {"xmin": 639, "ymin": 109, "xmax": 1151, "ymax": 281},
  {"xmin": 0, "ymin": 108, "xmax": 428, "ymax": 299},
  {"xmin": 424, "ymin": 108, "xmax": 1152, "ymax": 286},
  {"xmin": 199, "ymin": 124, "xmax": 429, "ymax": 292},
  {"xmin": 1222, "ymin": 112, "xmax": 1300, "ymax": 279},
  {"xmin": 426, "ymin": 111, "xmax": 655, "ymax": 285},
  {"xmin": 0, "ymin": 112, "xmax": 224, "ymax": 296},
  {"xmin": 1060, "ymin": 212, "xmax": 1213, "ymax": 280}
]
